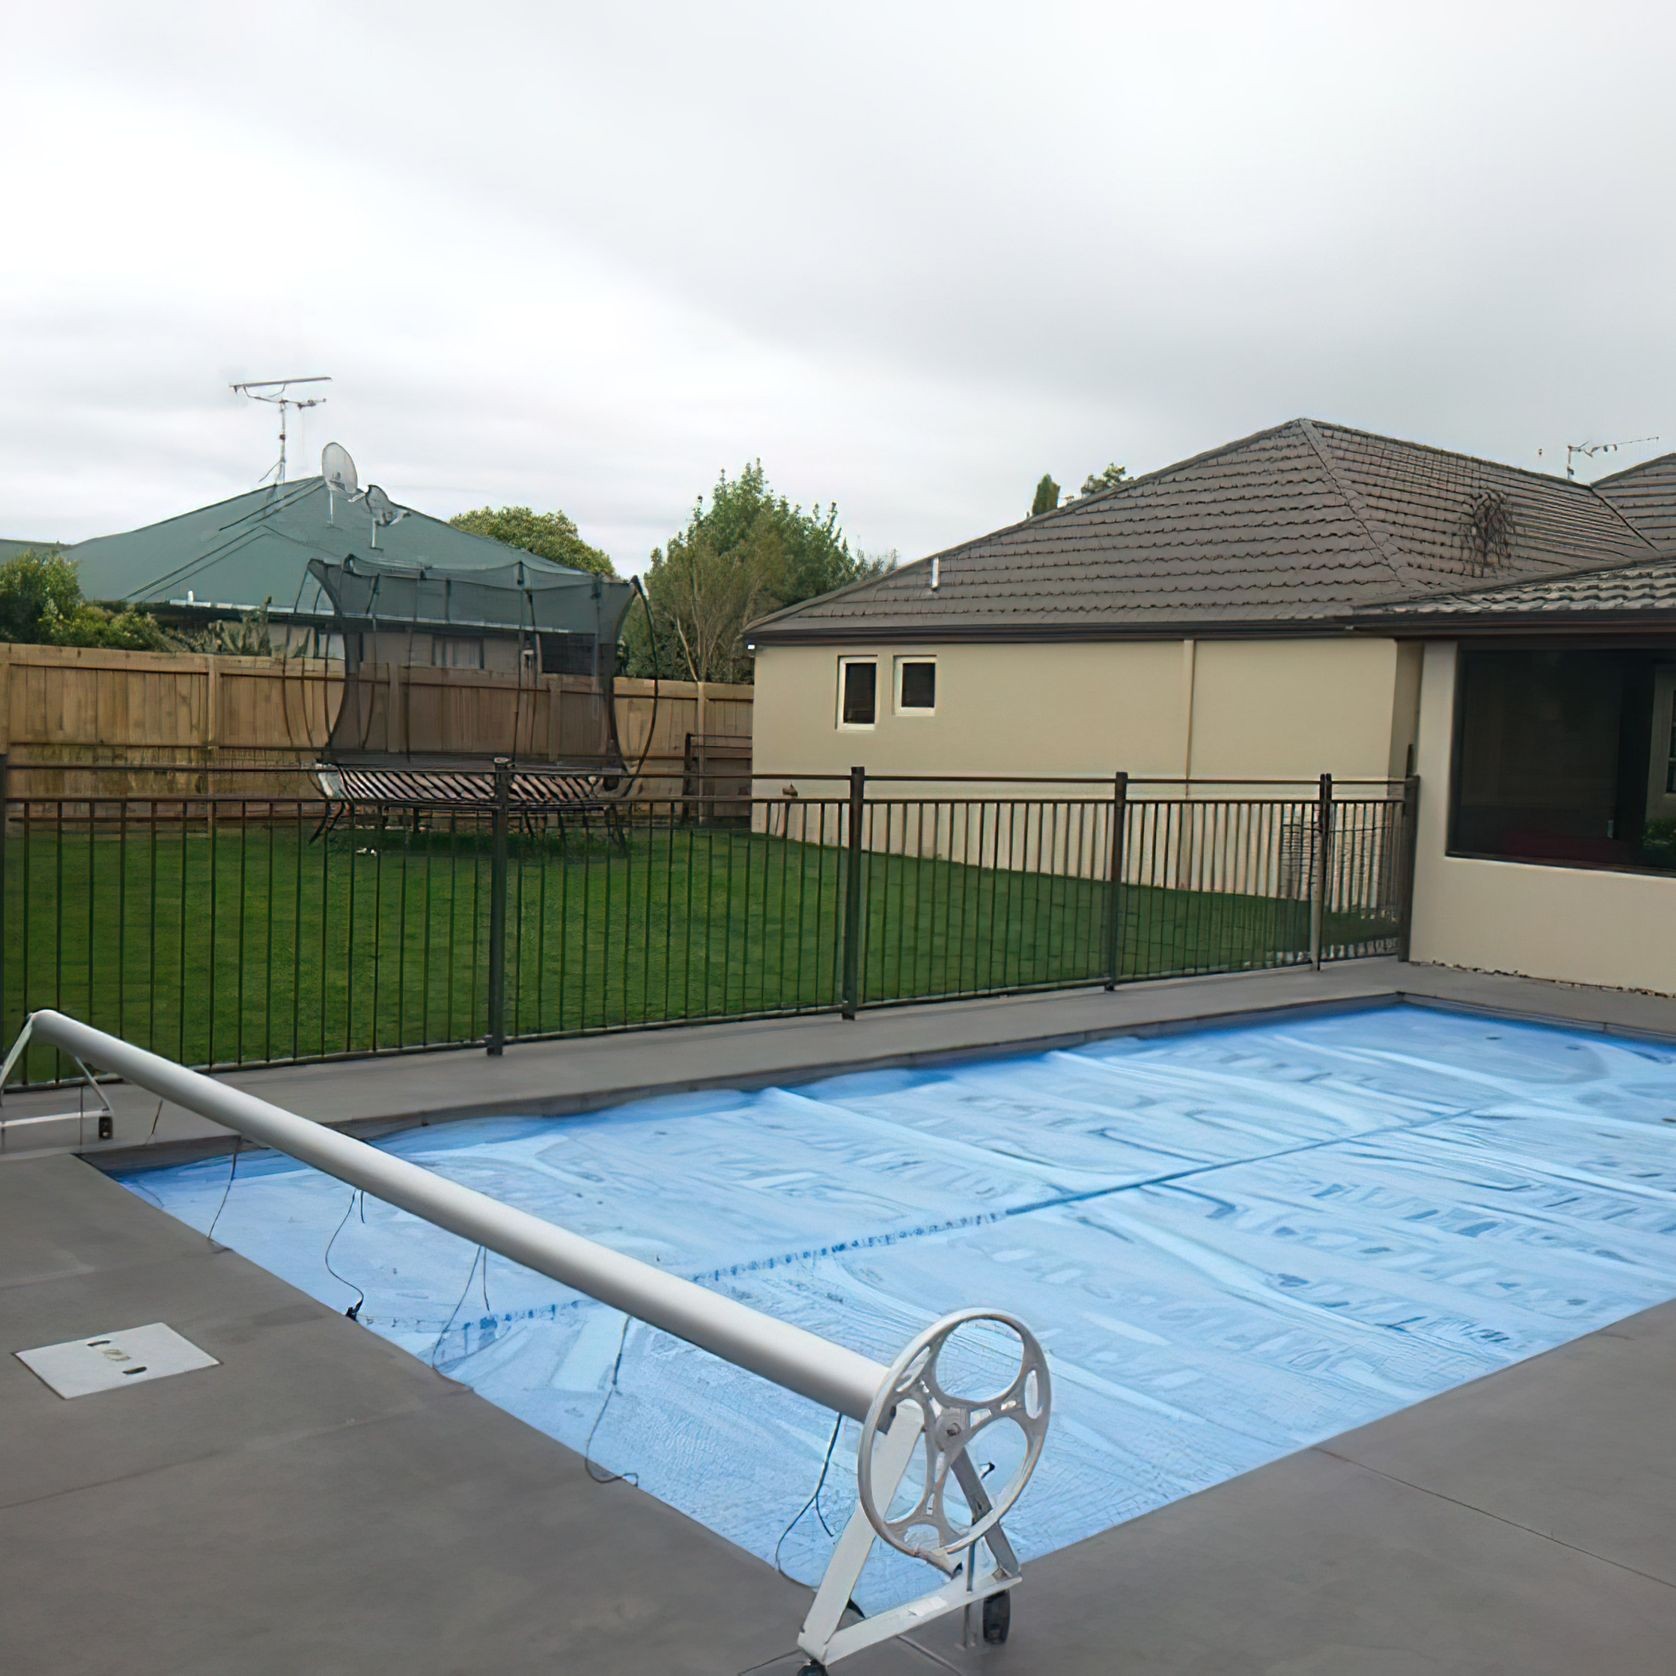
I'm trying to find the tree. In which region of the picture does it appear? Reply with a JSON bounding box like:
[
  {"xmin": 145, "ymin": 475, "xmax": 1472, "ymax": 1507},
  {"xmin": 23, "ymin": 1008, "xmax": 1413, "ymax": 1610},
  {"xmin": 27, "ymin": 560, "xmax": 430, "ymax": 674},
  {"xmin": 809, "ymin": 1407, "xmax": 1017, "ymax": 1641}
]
[
  {"xmin": 171, "ymin": 601, "xmax": 282, "ymax": 657},
  {"xmin": 51, "ymin": 602, "xmax": 174, "ymax": 651},
  {"xmin": 623, "ymin": 462, "xmax": 892, "ymax": 684},
  {"xmin": 1030, "ymin": 473, "xmax": 1061, "ymax": 517},
  {"xmin": 0, "ymin": 549, "xmax": 79, "ymax": 641},
  {"xmin": 449, "ymin": 505, "xmax": 616, "ymax": 578},
  {"xmin": 637, "ymin": 524, "xmax": 779, "ymax": 685},
  {"xmin": 1080, "ymin": 462, "xmax": 1128, "ymax": 496},
  {"xmin": 0, "ymin": 549, "xmax": 169, "ymax": 650}
]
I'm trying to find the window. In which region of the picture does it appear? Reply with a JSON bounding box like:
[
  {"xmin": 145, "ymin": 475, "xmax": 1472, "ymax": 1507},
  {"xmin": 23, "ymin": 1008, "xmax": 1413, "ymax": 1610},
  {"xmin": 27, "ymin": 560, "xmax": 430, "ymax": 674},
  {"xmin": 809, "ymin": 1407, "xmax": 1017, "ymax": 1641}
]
[
  {"xmin": 433, "ymin": 635, "xmax": 485, "ymax": 670},
  {"xmin": 1665, "ymin": 687, "xmax": 1676, "ymax": 795},
  {"xmin": 539, "ymin": 631, "xmax": 598, "ymax": 676},
  {"xmin": 837, "ymin": 657, "xmax": 877, "ymax": 728},
  {"xmin": 1450, "ymin": 646, "xmax": 1676, "ymax": 873},
  {"xmin": 895, "ymin": 656, "xmax": 937, "ymax": 714}
]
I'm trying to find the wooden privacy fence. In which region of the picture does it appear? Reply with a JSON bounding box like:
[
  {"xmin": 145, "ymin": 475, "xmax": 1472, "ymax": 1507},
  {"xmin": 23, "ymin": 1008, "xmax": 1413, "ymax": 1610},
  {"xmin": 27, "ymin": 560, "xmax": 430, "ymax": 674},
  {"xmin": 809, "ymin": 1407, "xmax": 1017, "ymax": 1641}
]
[{"xmin": 0, "ymin": 641, "xmax": 751, "ymax": 799}]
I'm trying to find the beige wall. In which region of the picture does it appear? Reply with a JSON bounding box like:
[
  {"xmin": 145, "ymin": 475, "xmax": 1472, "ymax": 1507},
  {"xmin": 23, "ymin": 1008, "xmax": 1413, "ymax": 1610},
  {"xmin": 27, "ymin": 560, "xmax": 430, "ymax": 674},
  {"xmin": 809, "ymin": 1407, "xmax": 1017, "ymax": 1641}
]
[
  {"xmin": 751, "ymin": 634, "xmax": 1415, "ymax": 790},
  {"xmin": 1408, "ymin": 640, "xmax": 1676, "ymax": 994},
  {"xmin": 1185, "ymin": 637, "xmax": 1418, "ymax": 783},
  {"xmin": 751, "ymin": 634, "xmax": 1417, "ymax": 892}
]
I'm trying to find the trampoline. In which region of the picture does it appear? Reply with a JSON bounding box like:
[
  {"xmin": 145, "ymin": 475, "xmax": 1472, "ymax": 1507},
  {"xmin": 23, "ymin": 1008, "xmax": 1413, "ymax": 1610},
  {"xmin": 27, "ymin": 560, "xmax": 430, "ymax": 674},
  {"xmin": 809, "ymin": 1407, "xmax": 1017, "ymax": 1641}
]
[{"xmin": 304, "ymin": 551, "xmax": 642, "ymax": 833}]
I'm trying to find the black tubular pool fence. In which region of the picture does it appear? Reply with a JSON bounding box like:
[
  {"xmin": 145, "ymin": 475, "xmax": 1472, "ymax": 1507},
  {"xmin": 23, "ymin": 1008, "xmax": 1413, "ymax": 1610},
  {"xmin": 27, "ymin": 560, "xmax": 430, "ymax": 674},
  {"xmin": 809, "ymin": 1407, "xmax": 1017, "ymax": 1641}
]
[{"xmin": 0, "ymin": 761, "xmax": 1417, "ymax": 1087}]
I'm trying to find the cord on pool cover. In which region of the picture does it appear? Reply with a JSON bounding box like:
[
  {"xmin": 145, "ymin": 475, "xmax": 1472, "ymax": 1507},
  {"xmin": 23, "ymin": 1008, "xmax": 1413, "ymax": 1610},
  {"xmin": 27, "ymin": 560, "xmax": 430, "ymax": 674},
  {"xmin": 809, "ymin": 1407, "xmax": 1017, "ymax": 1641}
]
[
  {"xmin": 204, "ymin": 1136, "xmax": 242, "ymax": 1245},
  {"xmin": 582, "ymin": 1313, "xmax": 639, "ymax": 1487},
  {"xmin": 322, "ymin": 1189, "xmax": 366, "ymax": 1320},
  {"xmin": 773, "ymin": 1411, "xmax": 842, "ymax": 1581},
  {"xmin": 431, "ymin": 1243, "xmax": 492, "ymax": 1369}
]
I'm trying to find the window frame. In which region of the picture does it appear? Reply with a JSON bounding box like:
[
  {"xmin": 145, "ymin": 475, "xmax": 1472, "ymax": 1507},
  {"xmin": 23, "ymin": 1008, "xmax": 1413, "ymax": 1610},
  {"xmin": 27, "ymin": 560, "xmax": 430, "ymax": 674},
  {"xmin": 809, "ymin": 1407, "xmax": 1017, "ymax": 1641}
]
[
  {"xmin": 1664, "ymin": 683, "xmax": 1676, "ymax": 796},
  {"xmin": 836, "ymin": 655, "xmax": 879, "ymax": 730},
  {"xmin": 893, "ymin": 655, "xmax": 938, "ymax": 717},
  {"xmin": 432, "ymin": 634, "xmax": 486, "ymax": 671},
  {"xmin": 1445, "ymin": 640, "xmax": 1676, "ymax": 878}
]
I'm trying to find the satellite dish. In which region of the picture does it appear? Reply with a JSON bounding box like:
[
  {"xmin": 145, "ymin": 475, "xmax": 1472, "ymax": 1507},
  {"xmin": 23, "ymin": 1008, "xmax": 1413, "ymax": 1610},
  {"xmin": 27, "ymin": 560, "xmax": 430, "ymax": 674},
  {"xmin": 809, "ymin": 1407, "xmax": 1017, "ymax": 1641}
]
[
  {"xmin": 321, "ymin": 441, "xmax": 358, "ymax": 497},
  {"xmin": 361, "ymin": 484, "xmax": 408, "ymax": 547}
]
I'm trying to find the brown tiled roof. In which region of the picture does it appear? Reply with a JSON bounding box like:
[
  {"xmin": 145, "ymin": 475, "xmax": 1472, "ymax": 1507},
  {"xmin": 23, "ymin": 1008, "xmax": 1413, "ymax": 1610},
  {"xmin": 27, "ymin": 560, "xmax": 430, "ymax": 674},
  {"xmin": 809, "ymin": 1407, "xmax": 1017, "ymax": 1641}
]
[
  {"xmin": 751, "ymin": 419, "xmax": 1657, "ymax": 642},
  {"xmin": 1354, "ymin": 552, "xmax": 1676, "ymax": 628},
  {"xmin": 1591, "ymin": 452, "xmax": 1676, "ymax": 548}
]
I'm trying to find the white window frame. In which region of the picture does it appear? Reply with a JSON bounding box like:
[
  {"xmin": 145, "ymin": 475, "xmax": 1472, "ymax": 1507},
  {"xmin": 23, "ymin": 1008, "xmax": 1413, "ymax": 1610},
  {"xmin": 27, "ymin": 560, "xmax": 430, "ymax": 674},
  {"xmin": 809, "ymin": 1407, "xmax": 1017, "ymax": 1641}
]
[
  {"xmin": 836, "ymin": 656, "xmax": 878, "ymax": 730},
  {"xmin": 894, "ymin": 655, "xmax": 938, "ymax": 716}
]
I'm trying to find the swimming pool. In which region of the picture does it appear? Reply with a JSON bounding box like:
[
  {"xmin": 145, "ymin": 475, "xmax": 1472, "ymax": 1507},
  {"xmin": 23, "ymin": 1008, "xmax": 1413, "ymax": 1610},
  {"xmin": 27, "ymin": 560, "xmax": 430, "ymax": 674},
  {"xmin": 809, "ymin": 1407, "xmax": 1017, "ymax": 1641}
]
[{"xmin": 116, "ymin": 1003, "xmax": 1676, "ymax": 1608}]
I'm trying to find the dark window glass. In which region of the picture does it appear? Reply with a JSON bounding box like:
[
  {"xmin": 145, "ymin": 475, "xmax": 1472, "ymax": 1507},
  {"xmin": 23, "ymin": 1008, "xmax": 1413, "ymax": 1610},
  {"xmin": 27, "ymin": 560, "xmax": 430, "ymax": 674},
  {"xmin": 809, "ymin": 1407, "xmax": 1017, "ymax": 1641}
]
[
  {"xmin": 539, "ymin": 632, "xmax": 599, "ymax": 675},
  {"xmin": 841, "ymin": 660, "xmax": 876, "ymax": 725},
  {"xmin": 899, "ymin": 659, "xmax": 936, "ymax": 710},
  {"xmin": 1450, "ymin": 647, "xmax": 1675, "ymax": 871}
]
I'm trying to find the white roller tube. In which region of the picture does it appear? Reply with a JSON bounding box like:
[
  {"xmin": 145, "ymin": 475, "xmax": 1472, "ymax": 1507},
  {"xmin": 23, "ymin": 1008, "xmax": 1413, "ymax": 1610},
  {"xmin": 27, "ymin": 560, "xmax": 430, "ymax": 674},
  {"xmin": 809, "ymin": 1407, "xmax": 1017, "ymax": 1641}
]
[{"xmin": 19, "ymin": 1009, "xmax": 886, "ymax": 1422}]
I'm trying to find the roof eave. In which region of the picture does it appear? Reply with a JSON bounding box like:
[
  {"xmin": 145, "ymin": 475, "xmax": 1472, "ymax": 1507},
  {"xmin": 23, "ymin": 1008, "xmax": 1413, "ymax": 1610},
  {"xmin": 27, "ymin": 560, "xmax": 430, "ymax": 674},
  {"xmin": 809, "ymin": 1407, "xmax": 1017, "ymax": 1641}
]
[
  {"xmin": 1350, "ymin": 609, "xmax": 1676, "ymax": 637},
  {"xmin": 750, "ymin": 615, "xmax": 1366, "ymax": 648}
]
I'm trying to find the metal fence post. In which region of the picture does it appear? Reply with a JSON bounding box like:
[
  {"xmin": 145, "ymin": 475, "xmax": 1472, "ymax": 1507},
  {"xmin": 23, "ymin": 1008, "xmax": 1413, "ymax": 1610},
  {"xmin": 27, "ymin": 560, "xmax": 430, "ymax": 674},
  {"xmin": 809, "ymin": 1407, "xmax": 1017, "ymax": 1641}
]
[
  {"xmin": 1395, "ymin": 773, "xmax": 1420, "ymax": 962},
  {"xmin": 485, "ymin": 755, "xmax": 511, "ymax": 1055},
  {"xmin": 0, "ymin": 753, "xmax": 8, "ymax": 1068},
  {"xmin": 1103, "ymin": 771, "xmax": 1129, "ymax": 989},
  {"xmin": 840, "ymin": 764, "xmax": 866, "ymax": 1019},
  {"xmin": 1309, "ymin": 771, "xmax": 1334, "ymax": 971}
]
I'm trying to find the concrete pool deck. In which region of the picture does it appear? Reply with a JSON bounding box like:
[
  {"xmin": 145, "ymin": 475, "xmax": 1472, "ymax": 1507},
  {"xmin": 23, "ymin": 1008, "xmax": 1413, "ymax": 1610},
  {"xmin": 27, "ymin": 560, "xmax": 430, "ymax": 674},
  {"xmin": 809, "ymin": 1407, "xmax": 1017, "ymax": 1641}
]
[
  {"xmin": 5, "ymin": 960, "xmax": 1676, "ymax": 1671},
  {"xmin": 14, "ymin": 955, "xmax": 1676, "ymax": 1164}
]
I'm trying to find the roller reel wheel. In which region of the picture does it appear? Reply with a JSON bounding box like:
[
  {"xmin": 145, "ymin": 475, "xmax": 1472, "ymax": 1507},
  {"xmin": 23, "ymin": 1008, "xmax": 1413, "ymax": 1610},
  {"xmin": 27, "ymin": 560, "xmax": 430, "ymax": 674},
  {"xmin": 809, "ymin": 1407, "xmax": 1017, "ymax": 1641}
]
[{"xmin": 857, "ymin": 1306, "xmax": 1051, "ymax": 1564}]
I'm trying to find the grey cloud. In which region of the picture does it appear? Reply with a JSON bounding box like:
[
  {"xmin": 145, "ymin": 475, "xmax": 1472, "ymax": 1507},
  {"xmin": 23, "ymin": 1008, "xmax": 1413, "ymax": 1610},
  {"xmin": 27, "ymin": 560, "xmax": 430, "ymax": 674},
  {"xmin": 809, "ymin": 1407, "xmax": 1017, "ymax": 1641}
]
[{"xmin": 5, "ymin": 1, "xmax": 1674, "ymax": 565}]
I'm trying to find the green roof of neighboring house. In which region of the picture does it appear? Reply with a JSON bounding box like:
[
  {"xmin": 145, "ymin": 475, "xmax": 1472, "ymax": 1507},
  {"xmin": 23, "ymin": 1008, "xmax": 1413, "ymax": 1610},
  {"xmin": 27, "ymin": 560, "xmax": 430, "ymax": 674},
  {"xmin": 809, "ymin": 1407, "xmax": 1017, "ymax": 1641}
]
[
  {"xmin": 65, "ymin": 478, "xmax": 595, "ymax": 617},
  {"xmin": 0, "ymin": 538, "xmax": 65, "ymax": 563}
]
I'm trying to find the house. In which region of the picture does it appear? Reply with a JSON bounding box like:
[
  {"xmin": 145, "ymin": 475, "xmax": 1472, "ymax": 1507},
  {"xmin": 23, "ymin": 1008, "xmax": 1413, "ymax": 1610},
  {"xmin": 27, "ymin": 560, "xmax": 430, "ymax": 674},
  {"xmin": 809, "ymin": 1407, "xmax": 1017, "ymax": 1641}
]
[
  {"xmin": 0, "ymin": 538, "xmax": 65, "ymax": 562},
  {"xmin": 1355, "ymin": 507, "xmax": 1676, "ymax": 996},
  {"xmin": 749, "ymin": 420, "xmax": 1676, "ymax": 994},
  {"xmin": 62, "ymin": 472, "xmax": 608, "ymax": 673}
]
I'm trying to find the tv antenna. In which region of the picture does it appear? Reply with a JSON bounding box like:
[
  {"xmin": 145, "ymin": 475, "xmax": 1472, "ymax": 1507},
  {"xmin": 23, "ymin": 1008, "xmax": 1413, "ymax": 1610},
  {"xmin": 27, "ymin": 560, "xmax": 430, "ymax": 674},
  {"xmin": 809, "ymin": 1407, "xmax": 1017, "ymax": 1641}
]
[
  {"xmin": 231, "ymin": 376, "xmax": 332, "ymax": 487},
  {"xmin": 1540, "ymin": 434, "xmax": 1662, "ymax": 480}
]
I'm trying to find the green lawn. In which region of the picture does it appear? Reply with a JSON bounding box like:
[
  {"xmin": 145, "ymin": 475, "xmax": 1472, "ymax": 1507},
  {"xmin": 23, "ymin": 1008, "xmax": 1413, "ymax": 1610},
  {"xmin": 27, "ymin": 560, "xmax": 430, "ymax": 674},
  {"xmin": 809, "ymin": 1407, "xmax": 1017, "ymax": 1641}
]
[{"xmin": 2, "ymin": 822, "xmax": 1390, "ymax": 1083}]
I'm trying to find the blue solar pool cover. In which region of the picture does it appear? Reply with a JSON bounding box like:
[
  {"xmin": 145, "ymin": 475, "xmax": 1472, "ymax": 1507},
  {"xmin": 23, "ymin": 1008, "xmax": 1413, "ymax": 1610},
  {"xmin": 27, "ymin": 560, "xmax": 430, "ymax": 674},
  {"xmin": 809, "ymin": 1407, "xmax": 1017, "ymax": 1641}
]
[{"xmin": 117, "ymin": 1004, "xmax": 1676, "ymax": 1610}]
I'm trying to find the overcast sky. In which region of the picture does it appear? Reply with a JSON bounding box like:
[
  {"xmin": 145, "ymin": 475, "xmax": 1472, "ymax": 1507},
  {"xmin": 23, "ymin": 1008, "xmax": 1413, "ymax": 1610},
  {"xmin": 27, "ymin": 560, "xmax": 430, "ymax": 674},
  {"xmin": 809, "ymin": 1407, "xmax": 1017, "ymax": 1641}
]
[{"xmin": 5, "ymin": 1, "xmax": 1674, "ymax": 571}]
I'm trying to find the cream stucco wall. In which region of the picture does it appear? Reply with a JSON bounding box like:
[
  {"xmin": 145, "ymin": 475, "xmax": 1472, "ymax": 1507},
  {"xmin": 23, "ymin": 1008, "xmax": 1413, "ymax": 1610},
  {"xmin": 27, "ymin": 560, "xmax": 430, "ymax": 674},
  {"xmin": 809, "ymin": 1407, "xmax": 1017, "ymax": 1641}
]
[
  {"xmin": 751, "ymin": 635, "xmax": 1416, "ymax": 790},
  {"xmin": 1184, "ymin": 637, "xmax": 1419, "ymax": 783},
  {"xmin": 1408, "ymin": 640, "xmax": 1676, "ymax": 994}
]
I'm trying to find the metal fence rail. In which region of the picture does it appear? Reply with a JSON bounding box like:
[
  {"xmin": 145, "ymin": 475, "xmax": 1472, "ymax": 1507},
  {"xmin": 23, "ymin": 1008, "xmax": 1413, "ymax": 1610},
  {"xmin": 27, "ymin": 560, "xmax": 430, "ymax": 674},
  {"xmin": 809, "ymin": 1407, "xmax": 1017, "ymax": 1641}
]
[{"xmin": 1, "ymin": 762, "xmax": 1415, "ymax": 1087}]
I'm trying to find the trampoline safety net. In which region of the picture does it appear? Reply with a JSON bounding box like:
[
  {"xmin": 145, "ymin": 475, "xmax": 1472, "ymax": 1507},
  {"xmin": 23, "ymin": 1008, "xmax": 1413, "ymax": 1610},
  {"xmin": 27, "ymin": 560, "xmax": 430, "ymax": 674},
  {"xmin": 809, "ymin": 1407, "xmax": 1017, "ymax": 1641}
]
[{"xmin": 306, "ymin": 553, "xmax": 637, "ymax": 771}]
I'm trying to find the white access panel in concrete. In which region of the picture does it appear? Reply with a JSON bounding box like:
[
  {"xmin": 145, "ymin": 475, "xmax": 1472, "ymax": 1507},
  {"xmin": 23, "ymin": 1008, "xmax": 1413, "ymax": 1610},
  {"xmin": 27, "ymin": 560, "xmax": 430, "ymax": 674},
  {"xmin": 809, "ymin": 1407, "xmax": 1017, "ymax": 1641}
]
[{"xmin": 16, "ymin": 1323, "xmax": 219, "ymax": 1398}]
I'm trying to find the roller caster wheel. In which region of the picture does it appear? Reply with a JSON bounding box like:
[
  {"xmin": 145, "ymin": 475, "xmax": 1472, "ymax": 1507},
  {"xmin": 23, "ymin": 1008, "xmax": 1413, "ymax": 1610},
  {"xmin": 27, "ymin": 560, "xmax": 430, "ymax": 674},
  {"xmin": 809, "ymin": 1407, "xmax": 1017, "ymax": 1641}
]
[
  {"xmin": 797, "ymin": 1664, "xmax": 826, "ymax": 1675},
  {"xmin": 982, "ymin": 1590, "xmax": 1011, "ymax": 1645}
]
